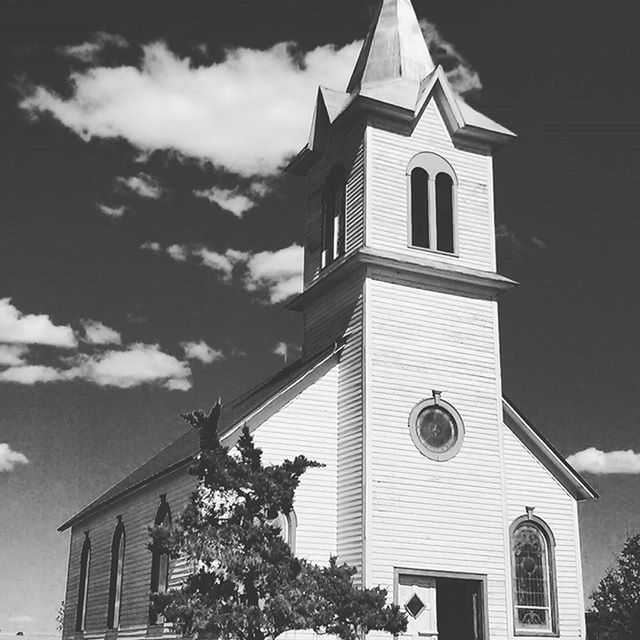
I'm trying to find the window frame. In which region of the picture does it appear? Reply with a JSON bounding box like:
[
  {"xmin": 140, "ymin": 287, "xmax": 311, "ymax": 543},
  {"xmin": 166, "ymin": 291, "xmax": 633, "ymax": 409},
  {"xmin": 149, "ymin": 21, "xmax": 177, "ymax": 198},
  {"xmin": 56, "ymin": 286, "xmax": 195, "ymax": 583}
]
[
  {"xmin": 149, "ymin": 496, "xmax": 172, "ymax": 626},
  {"xmin": 509, "ymin": 514, "xmax": 559, "ymax": 637},
  {"xmin": 107, "ymin": 517, "xmax": 126, "ymax": 629},
  {"xmin": 75, "ymin": 532, "xmax": 91, "ymax": 632},
  {"xmin": 406, "ymin": 152, "xmax": 459, "ymax": 257},
  {"xmin": 321, "ymin": 164, "xmax": 347, "ymax": 269}
]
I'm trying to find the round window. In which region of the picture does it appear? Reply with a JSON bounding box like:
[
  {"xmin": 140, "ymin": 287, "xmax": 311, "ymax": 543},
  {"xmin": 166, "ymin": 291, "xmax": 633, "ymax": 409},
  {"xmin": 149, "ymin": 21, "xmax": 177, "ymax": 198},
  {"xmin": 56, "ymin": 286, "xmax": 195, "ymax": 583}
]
[{"xmin": 409, "ymin": 394, "xmax": 464, "ymax": 461}]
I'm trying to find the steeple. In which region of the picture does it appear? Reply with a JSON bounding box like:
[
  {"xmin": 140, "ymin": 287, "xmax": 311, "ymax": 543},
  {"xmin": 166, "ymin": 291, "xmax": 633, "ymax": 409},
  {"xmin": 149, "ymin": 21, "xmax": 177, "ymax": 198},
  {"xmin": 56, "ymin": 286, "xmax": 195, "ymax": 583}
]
[{"xmin": 346, "ymin": 0, "xmax": 435, "ymax": 95}]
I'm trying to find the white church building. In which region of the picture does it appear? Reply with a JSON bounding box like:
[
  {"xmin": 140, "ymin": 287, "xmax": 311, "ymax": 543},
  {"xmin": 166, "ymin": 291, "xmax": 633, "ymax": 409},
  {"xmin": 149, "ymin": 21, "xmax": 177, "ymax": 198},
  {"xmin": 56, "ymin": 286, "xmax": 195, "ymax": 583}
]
[{"xmin": 59, "ymin": 1, "xmax": 597, "ymax": 639}]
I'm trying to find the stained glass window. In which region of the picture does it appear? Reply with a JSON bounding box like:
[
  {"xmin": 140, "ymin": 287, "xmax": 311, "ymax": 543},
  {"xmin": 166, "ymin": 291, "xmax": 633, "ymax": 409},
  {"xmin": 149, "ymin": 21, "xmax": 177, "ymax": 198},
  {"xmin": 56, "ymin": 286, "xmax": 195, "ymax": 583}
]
[
  {"xmin": 75, "ymin": 534, "xmax": 91, "ymax": 632},
  {"xmin": 107, "ymin": 519, "xmax": 125, "ymax": 629},
  {"xmin": 512, "ymin": 523, "xmax": 555, "ymax": 633},
  {"xmin": 150, "ymin": 498, "xmax": 172, "ymax": 625}
]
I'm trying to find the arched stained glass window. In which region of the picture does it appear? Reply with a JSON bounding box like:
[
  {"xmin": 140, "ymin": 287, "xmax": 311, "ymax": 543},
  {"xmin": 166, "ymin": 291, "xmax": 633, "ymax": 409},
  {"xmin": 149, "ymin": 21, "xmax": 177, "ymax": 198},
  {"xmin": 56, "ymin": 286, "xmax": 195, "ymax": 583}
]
[
  {"xmin": 75, "ymin": 533, "xmax": 91, "ymax": 632},
  {"xmin": 511, "ymin": 517, "xmax": 558, "ymax": 635},
  {"xmin": 149, "ymin": 496, "xmax": 172, "ymax": 625},
  {"xmin": 107, "ymin": 517, "xmax": 126, "ymax": 629},
  {"xmin": 322, "ymin": 165, "xmax": 346, "ymax": 267},
  {"xmin": 407, "ymin": 153, "xmax": 457, "ymax": 255}
]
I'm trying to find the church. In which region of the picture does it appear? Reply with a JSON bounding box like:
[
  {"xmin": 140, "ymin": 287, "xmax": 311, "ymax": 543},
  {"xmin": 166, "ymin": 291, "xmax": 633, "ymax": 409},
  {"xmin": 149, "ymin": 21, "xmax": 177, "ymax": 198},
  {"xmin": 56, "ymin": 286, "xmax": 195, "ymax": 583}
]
[{"xmin": 58, "ymin": 1, "xmax": 597, "ymax": 639}]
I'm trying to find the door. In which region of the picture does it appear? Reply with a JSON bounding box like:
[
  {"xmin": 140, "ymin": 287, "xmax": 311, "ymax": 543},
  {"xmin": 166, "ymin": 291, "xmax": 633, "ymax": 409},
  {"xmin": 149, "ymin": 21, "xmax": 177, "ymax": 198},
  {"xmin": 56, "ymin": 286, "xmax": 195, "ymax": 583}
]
[{"xmin": 398, "ymin": 575, "xmax": 438, "ymax": 640}]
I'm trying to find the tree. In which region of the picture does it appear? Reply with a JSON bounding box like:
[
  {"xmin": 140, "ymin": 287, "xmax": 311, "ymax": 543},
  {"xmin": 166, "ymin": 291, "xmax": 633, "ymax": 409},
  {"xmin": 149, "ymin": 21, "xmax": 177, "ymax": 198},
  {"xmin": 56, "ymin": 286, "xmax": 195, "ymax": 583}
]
[
  {"xmin": 587, "ymin": 533, "xmax": 640, "ymax": 640},
  {"xmin": 149, "ymin": 403, "xmax": 407, "ymax": 640},
  {"xmin": 56, "ymin": 600, "xmax": 65, "ymax": 633}
]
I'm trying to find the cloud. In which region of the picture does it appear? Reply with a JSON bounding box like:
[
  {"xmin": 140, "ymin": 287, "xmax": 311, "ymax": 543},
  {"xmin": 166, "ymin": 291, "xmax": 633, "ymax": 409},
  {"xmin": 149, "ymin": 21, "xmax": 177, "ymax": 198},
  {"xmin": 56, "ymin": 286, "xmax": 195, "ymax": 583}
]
[
  {"xmin": 8, "ymin": 615, "xmax": 35, "ymax": 623},
  {"xmin": 96, "ymin": 202, "xmax": 127, "ymax": 217},
  {"xmin": 0, "ymin": 443, "xmax": 29, "ymax": 472},
  {"xmin": 20, "ymin": 40, "xmax": 361, "ymax": 177},
  {"xmin": 0, "ymin": 344, "xmax": 192, "ymax": 390},
  {"xmin": 194, "ymin": 181, "xmax": 268, "ymax": 217},
  {"xmin": 116, "ymin": 172, "xmax": 163, "ymax": 199},
  {"xmin": 143, "ymin": 242, "xmax": 303, "ymax": 303},
  {"xmin": 567, "ymin": 447, "xmax": 640, "ymax": 474},
  {"xmin": 272, "ymin": 341, "xmax": 301, "ymax": 361},
  {"xmin": 0, "ymin": 344, "xmax": 28, "ymax": 366},
  {"xmin": 0, "ymin": 298, "xmax": 77, "ymax": 347},
  {"xmin": 59, "ymin": 32, "xmax": 129, "ymax": 64},
  {"xmin": 243, "ymin": 245, "xmax": 303, "ymax": 303},
  {"xmin": 420, "ymin": 19, "xmax": 482, "ymax": 99},
  {"xmin": 495, "ymin": 223, "xmax": 547, "ymax": 255},
  {"xmin": 81, "ymin": 319, "xmax": 122, "ymax": 345},
  {"xmin": 182, "ymin": 340, "xmax": 224, "ymax": 364}
]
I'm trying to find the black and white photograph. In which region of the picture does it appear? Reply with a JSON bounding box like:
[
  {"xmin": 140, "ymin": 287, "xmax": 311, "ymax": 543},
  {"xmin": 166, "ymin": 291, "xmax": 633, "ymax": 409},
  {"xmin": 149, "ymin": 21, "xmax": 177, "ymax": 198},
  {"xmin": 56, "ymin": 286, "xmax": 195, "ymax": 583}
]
[{"xmin": 1, "ymin": 1, "xmax": 639, "ymax": 639}]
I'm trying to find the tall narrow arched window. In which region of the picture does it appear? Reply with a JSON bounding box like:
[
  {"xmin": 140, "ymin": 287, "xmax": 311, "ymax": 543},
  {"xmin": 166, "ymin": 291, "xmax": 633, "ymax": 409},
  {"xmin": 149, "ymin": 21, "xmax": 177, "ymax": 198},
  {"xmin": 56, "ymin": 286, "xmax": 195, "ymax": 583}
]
[
  {"xmin": 321, "ymin": 165, "xmax": 346, "ymax": 267},
  {"xmin": 407, "ymin": 153, "xmax": 457, "ymax": 255},
  {"xmin": 270, "ymin": 509, "xmax": 298, "ymax": 552},
  {"xmin": 149, "ymin": 496, "xmax": 172, "ymax": 625},
  {"xmin": 107, "ymin": 517, "xmax": 126, "ymax": 629},
  {"xmin": 75, "ymin": 533, "xmax": 91, "ymax": 632},
  {"xmin": 510, "ymin": 515, "xmax": 558, "ymax": 635}
]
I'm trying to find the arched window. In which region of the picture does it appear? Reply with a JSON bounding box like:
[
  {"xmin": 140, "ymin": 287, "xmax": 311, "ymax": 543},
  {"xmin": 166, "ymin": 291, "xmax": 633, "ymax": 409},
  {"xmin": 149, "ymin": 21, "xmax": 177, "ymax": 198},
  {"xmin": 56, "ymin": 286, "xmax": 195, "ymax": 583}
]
[
  {"xmin": 270, "ymin": 510, "xmax": 298, "ymax": 552},
  {"xmin": 321, "ymin": 165, "xmax": 346, "ymax": 267},
  {"xmin": 149, "ymin": 496, "xmax": 172, "ymax": 625},
  {"xmin": 510, "ymin": 514, "xmax": 558, "ymax": 635},
  {"xmin": 407, "ymin": 153, "xmax": 457, "ymax": 255},
  {"xmin": 107, "ymin": 517, "xmax": 126, "ymax": 629},
  {"xmin": 75, "ymin": 532, "xmax": 91, "ymax": 632}
]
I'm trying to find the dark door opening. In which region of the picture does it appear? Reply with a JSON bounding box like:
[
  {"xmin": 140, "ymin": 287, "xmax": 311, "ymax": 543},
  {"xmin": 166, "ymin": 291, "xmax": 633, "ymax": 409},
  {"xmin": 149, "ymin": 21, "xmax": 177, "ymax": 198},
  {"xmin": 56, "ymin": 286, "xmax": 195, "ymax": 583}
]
[{"xmin": 435, "ymin": 578, "xmax": 484, "ymax": 640}]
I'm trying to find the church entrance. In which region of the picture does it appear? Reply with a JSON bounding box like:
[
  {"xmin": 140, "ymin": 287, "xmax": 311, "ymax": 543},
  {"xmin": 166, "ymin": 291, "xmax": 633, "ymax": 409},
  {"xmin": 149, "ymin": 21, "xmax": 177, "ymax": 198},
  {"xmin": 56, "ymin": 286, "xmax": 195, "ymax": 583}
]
[{"xmin": 397, "ymin": 571, "xmax": 486, "ymax": 640}]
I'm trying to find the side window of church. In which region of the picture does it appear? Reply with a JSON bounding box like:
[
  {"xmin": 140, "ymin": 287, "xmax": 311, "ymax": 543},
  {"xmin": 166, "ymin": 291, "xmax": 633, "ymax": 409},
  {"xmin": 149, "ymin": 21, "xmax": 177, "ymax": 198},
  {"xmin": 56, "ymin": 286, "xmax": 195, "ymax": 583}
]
[
  {"xmin": 75, "ymin": 533, "xmax": 91, "ymax": 632},
  {"xmin": 321, "ymin": 165, "xmax": 346, "ymax": 267},
  {"xmin": 510, "ymin": 518, "xmax": 558, "ymax": 635},
  {"xmin": 408, "ymin": 153, "xmax": 456, "ymax": 254},
  {"xmin": 107, "ymin": 517, "xmax": 126, "ymax": 629},
  {"xmin": 149, "ymin": 497, "xmax": 172, "ymax": 625}
]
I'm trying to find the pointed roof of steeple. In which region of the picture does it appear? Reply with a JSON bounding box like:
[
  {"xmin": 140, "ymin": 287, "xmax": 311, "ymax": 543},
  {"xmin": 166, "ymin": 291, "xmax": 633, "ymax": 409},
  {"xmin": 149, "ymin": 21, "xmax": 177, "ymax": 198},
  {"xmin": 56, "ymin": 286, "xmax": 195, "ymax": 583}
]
[{"xmin": 347, "ymin": 0, "xmax": 435, "ymax": 95}]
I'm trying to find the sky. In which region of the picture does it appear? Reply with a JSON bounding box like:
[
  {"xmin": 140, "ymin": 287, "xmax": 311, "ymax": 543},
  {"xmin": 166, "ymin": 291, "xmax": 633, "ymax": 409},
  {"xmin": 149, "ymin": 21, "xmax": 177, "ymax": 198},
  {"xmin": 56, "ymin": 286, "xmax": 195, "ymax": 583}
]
[{"xmin": 1, "ymin": 0, "xmax": 640, "ymax": 634}]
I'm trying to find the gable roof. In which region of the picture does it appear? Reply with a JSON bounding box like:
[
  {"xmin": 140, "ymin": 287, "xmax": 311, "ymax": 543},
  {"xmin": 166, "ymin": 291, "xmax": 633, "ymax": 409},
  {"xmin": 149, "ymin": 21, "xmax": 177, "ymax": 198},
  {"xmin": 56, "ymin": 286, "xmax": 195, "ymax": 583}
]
[
  {"xmin": 502, "ymin": 396, "xmax": 598, "ymax": 501},
  {"xmin": 58, "ymin": 340, "xmax": 345, "ymax": 531}
]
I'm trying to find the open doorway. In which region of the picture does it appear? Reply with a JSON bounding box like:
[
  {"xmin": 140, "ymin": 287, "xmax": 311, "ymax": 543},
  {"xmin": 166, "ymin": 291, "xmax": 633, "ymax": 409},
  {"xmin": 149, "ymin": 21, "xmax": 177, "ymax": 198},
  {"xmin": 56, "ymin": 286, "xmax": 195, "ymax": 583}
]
[{"xmin": 397, "ymin": 571, "xmax": 486, "ymax": 640}]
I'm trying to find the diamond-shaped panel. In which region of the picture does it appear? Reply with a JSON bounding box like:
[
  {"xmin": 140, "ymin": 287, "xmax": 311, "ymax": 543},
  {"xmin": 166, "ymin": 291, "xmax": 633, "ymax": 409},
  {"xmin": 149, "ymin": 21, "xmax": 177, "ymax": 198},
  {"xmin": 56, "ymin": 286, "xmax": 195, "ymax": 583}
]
[{"xmin": 405, "ymin": 593, "xmax": 426, "ymax": 618}]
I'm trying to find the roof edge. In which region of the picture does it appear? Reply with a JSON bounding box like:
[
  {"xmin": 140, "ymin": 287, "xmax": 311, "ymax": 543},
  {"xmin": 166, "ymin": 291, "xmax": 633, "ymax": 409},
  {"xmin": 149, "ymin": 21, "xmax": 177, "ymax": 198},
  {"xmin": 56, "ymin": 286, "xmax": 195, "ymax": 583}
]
[{"xmin": 502, "ymin": 396, "xmax": 598, "ymax": 501}]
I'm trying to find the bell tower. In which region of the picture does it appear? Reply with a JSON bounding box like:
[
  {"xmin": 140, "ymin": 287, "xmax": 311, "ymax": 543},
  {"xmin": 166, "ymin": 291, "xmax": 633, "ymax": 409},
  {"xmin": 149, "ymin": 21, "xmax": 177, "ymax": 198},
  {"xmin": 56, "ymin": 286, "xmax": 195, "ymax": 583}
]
[{"xmin": 286, "ymin": 0, "xmax": 518, "ymax": 595}]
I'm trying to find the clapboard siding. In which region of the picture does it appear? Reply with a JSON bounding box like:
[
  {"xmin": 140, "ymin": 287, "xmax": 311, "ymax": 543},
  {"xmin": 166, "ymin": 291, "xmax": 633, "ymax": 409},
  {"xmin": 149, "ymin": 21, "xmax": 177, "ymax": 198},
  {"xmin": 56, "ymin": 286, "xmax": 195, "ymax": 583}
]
[
  {"xmin": 301, "ymin": 271, "xmax": 365, "ymax": 574},
  {"xmin": 251, "ymin": 364, "xmax": 339, "ymax": 564},
  {"xmin": 367, "ymin": 100, "xmax": 496, "ymax": 272},
  {"xmin": 304, "ymin": 122, "xmax": 366, "ymax": 287},
  {"xmin": 502, "ymin": 424, "xmax": 587, "ymax": 639},
  {"xmin": 364, "ymin": 273, "xmax": 511, "ymax": 639},
  {"xmin": 63, "ymin": 467, "xmax": 195, "ymax": 640}
]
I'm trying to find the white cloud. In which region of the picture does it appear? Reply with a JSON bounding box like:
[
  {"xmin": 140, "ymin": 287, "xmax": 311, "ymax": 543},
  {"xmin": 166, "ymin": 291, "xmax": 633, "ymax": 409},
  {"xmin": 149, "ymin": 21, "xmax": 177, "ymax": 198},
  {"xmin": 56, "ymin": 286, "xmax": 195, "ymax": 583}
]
[
  {"xmin": 75, "ymin": 343, "xmax": 191, "ymax": 389},
  {"xmin": 116, "ymin": 172, "xmax": 163, "ymax": 199},
  {"xmin": 0, "ymin": 443, "xmax": 29, "ymax": 472},
  {"xmin": 272, "ymin": 341, "xmax": 301, "ymax": 361},
  {"xmin": 420, "ymin": 19, "xmax": 482, "ymax": 98},
  {"xmin": 0, "ymin": 344, "xmax": 192, "ymax": 391},
  {"xmin": 97, "ymin": 202, "xmax": 127, "ymax": 217},
  {"xmin": 59, "ymin": 32, "xmax": 129, "ymax": 63},
  {"xmin": 0, "ymin": 344, "xmax": 28, "ymax": 366},
  {"xmin": 81, "ymin": 319, "xmax": 122, "ymax": 345},
  {"xmin": 0, "ymin": 298, "xmax": 77, "ymax": 348},
  {"xmin": 182, "ymin": 340, "xmax": 224, "ymax": 364},
  {"xmin": 243, "ymin": 244, "xmax": 303, "ymax": 303},
  {"xmin": 144, "ymin": 243, "xmax": 302, "ymax": 303},
  {"xmin": 567, "ymin": 447, "xmax": 640, "ymax": 475},
  {"xmin": 194, "ymin": 181, "xmax": 269, "ymax": 217},
  {"xmin": 20, "ymin": 40, "xmax": 361, "ymax": 177}
]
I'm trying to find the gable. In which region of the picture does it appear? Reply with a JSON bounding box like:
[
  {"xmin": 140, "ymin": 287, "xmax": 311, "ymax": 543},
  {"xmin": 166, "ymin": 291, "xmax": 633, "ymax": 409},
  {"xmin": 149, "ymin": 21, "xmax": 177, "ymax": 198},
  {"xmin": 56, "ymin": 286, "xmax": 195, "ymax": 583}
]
[{"xmin": 502, "ymin": 397, "xmax": 597, "ymax": 501}]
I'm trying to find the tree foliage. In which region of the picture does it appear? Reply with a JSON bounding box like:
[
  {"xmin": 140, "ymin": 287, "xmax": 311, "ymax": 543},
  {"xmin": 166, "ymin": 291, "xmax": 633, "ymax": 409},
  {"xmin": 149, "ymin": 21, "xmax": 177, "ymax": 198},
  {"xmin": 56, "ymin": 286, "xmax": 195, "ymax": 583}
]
[
  {"xmin": 149, "ymin": 403, "xmax": 407, "ymax": 640},
  {"xmin": 588, "ymin": 533, "xmax": 640, "ymax": 640}
]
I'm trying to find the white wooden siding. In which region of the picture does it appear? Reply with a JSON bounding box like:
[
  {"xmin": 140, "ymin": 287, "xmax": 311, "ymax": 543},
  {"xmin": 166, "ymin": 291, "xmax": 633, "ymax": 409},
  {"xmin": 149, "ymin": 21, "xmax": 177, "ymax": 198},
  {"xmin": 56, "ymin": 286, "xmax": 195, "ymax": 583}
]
[
  {"xmin": 502, "ymin": 424, "xmax": 587, "ymax": 639},
  {"xmin": 367, "ymin": 100, "xmax": 496, "ymax": 272},
  {"xmin": 251, "ymin": 364, "xmax": 339, "ymax": 565},
  {"xmin": 304, "ymin": 123, "xmax": 366, "ymax": 287},
  {"xmin": 63, "ymin": 468, "xmax": 195, "ymax": 640},
  {"xmin": 301, "ymin": 271, "xmax": 365, "ymax": 574},
  {"xmin": 364, "ymin": 274, "xmax": 510, "ymax": 639}
]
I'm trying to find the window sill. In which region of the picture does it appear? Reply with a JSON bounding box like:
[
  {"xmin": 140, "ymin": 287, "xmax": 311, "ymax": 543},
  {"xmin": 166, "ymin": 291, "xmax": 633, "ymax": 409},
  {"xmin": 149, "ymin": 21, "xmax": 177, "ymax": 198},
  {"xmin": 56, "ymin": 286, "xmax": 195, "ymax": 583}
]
[
  {"xmin": 514, "ymin": 631, "xmax": 559, "ymax": 637},
  {"xmin": 407, "ymin": 244, "xmax": 459, "ymax": 259}
]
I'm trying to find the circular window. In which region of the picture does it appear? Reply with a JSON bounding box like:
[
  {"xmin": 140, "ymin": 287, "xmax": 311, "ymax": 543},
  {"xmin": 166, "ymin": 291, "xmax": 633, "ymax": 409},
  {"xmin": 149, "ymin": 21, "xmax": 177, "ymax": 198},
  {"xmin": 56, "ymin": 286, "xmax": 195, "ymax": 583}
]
[{"xmin": 409, "ymin": 395, "xmax": 464, "ymax": 461}]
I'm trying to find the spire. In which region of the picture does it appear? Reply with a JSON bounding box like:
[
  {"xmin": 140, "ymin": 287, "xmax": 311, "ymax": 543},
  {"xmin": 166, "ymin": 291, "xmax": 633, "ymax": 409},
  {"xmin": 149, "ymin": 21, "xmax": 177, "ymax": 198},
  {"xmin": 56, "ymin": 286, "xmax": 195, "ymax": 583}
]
[{"xmin": 346, "ymin": 0, "xmax": 435, "ymax": 95}]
